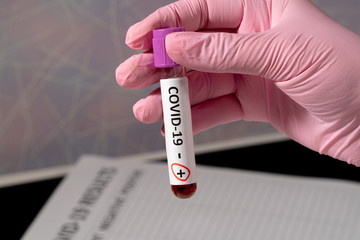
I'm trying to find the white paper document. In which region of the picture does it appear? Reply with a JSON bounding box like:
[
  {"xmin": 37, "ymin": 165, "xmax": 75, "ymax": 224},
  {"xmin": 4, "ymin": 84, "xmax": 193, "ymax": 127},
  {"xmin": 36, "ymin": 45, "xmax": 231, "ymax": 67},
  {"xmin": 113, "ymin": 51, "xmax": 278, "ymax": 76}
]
[{"xmin": 22, "ymin": 155, "xmax": 360, "ymax": 240}]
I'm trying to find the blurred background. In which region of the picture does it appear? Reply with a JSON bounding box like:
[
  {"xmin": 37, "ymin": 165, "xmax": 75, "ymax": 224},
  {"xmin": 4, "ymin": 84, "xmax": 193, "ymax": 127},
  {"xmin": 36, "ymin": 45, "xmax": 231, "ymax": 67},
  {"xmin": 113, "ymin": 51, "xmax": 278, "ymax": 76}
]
[{"xmin": 0, "ymin": 0, "xmax": 359, "ymax": 180}]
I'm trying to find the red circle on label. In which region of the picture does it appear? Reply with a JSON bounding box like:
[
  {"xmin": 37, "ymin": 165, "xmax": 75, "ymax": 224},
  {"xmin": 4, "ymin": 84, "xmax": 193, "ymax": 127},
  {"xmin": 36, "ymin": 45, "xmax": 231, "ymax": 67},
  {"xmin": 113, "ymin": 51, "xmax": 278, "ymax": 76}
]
[{"xmin": 171, "ymin": 163, "xmax": 191, "ymax": 181}]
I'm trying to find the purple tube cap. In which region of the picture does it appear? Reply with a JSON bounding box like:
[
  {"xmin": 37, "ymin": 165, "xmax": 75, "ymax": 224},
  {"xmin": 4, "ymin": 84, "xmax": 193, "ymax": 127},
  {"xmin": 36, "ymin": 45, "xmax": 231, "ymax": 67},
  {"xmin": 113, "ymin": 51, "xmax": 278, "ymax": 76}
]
[{"xmin": 152, "ymin": 27, "xmax": 185, "ymax": 68}]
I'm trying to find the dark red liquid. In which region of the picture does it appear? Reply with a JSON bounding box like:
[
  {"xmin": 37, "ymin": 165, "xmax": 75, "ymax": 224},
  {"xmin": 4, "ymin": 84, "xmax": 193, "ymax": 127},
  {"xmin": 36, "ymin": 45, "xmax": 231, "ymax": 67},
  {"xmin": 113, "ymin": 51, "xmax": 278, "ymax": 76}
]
[{"xmin": 171, "ymin": 183, "xmax": 197, "ymax": 199}]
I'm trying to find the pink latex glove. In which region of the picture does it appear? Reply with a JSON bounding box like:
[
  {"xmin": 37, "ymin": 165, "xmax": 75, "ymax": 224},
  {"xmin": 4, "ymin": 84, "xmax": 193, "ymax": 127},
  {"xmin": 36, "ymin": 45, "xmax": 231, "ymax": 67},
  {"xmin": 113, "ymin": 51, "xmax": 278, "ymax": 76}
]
[{"xmin": 116, "ymin": 0, "xmax": 360, "ymax": 166}]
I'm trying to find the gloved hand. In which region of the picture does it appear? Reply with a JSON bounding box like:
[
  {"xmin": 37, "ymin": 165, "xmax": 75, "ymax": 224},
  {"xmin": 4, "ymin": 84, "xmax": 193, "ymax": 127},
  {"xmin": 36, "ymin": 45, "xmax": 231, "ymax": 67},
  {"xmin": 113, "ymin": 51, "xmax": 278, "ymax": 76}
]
[{"xmin": 116, "ymin": 0, "xmax": 360, "ymax": 166}]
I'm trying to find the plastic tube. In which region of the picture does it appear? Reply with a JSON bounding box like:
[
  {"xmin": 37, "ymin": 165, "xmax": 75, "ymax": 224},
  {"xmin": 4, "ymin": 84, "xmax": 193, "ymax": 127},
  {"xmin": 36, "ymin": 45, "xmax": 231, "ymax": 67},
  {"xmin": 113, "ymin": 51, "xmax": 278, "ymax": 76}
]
[{"xmin": 153, "ymin": 28, "xmax": 197, "ymax": 199}]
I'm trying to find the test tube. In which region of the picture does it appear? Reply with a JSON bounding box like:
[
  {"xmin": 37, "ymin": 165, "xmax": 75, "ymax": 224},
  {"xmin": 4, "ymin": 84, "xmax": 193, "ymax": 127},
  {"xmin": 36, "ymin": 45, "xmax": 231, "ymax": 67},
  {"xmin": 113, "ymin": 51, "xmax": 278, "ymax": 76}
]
[{"xmin": 152, "ymin": 27, "xmax": 197, "ymax": 199}]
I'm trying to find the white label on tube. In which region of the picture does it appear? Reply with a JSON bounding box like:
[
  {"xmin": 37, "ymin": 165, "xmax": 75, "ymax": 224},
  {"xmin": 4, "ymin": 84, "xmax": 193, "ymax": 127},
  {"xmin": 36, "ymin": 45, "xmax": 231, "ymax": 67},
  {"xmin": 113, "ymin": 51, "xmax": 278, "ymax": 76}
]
[{"xmin": 160, "ymin": 77, "xmax": 197, "ymax": 185}]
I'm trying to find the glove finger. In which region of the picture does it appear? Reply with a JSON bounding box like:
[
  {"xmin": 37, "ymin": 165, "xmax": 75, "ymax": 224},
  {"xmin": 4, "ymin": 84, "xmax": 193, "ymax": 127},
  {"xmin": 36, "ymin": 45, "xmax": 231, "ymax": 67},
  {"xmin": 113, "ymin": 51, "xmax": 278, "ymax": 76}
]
[
  {"xmin": 133, "ymin": 72, "xmax": 237, "ymax": 123},
  {"xmin": 191, "ymin": 94, "xmax": 243, "ymax": 135},
  {"xmin": 133, "ymin": 88, "xmax": 163, "ymax": 124},
  {"xmin": 191, "ymin": 75, "xmax": 272, "ymax": 134},
  {"xmin": 187, "ymin": 71, "xmax": 236, "ymax": 105},
  {"xmin": 115, "ymin": 52, "xmax": 161, "ymax": 89},
  {"xmin": 126, "ymin": 0, "xmax": 243, "ymax": 50}
]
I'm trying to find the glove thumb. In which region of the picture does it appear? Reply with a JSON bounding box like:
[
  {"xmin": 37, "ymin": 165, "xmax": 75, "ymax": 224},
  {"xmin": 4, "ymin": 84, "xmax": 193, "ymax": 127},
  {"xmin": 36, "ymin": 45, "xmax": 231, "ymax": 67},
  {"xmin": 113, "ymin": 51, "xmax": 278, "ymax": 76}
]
[{"xmin": 166, "ymin": 31, "xmax": 279, "ymax": 78}]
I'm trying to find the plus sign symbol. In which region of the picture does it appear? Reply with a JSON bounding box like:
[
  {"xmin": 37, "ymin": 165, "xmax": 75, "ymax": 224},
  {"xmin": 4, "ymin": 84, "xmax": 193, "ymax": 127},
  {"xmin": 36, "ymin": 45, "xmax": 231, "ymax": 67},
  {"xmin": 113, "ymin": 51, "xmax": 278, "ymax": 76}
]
[{"xmin": 171, "ymin": 163, "xmax": 191, "ymax": 181}]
